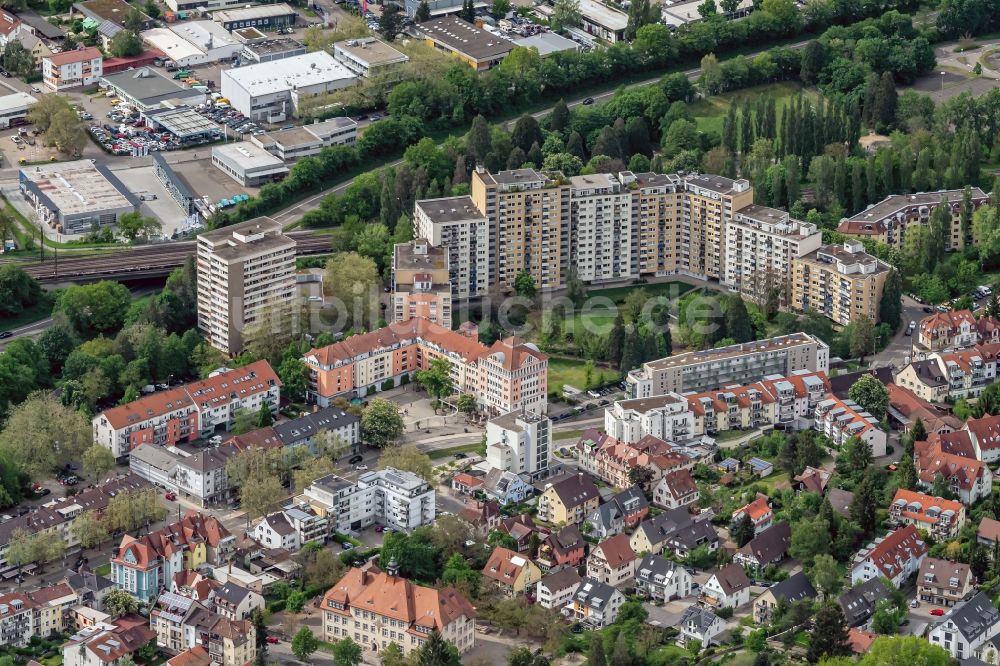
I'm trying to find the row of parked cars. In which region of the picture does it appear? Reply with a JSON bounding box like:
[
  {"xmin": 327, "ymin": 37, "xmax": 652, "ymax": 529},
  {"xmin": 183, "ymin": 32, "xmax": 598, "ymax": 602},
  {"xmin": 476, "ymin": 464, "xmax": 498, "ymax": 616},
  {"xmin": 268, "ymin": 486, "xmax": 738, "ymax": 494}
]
[{"xmin": 196, "ymin": 104, "xmax": 263, "ymax": 136}]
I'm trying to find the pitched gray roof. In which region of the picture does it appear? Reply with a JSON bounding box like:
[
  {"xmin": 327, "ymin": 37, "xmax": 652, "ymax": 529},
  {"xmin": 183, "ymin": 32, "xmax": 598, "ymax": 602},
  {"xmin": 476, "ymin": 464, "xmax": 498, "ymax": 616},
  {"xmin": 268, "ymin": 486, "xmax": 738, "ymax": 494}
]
[
  {"xmin": 765, "ymin": 572, "xmax": 817, "ymax": 605},
  {"xmin": 539, "ymin": 567, "xmax": 582, "ymax": 594},
  {"xmin": 572, "ymin": 577, "xmax": 618, "ymax": 611},
  {"xmin": 837, "ymin": 577, "xmax": 893, "ymax": 626},
  {"xmin": 737, "ymin": 520, "xmax": 791, "ymax": 564},
  {"xmin": 680, "ymin": 605, "xmax": 721, "ymax": 632},
  {"xmin": 273, "ymin": 406, "xmax": 359, "ymax": 445},
  {"xmin": 938, "ymin": 591, "xmax": 1000, "ymax": 642},
  {"xmin": 214, "ymin": 582, "xmax": 252, "ymax": 606},
  {"xmin": 635, "ymin": 554, "xmax": 681, "ymax": 583}
]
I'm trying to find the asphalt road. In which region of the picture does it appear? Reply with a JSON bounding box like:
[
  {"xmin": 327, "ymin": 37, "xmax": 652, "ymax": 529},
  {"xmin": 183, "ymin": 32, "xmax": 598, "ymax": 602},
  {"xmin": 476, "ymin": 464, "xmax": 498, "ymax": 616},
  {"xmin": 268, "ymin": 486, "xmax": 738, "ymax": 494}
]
[{"xmin": 870, "ymin": 295, "xmax": 932, "ymax": 370}]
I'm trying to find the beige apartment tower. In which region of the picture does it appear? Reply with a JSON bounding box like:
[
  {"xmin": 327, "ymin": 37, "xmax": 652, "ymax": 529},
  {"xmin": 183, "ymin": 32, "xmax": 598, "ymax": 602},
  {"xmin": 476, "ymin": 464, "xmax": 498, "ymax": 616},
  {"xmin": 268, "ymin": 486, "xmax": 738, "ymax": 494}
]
[
  {"xmin": 471, "ymin": 167, "xmax": 571, "ymax": 291},
  {"xmin": 677, "ymin": 173, "xmax": 754, "ymax": 280},
  {"xmin": 791, "ymin": 241, "xmax": 891, "ymax": 326},
  {"xmin": 196, "ymin": 217, "xmax": 296, "ymax": 355},
  {"xmin": 391, "ymin": 238, "xmax": 453, "ymax": 328},
  {"xmin": 414, "ymin": 196, "xmax": 490, "ymax": 299}
]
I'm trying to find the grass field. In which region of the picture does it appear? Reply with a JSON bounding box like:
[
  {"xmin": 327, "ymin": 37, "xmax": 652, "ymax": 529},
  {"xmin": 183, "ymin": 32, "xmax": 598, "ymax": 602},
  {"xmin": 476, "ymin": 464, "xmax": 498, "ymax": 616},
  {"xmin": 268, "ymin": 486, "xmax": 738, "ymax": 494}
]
[
  {"xmin": 688, "ymin": 81, "xmax": 816, "ymax": 136},
  {"xmin": 547, "ymin": 357, "xmax": 620, "ymax": 392},
  {"xmin": 427, "ymin": 443, "xmax": 482, "ymax": 460}
]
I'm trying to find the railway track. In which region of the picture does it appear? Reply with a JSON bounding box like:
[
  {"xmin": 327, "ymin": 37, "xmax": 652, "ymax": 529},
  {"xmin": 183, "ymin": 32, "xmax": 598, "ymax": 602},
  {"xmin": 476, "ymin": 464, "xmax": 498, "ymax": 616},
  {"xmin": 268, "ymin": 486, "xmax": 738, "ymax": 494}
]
[{"xmin": 18, "ymin": 232, "xmax": 331, "ymax": 282}]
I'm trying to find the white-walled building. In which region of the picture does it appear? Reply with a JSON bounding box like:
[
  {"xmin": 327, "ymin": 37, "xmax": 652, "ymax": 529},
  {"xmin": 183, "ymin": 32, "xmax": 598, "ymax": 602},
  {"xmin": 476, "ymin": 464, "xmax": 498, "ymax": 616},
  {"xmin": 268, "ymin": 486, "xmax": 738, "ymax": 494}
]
[
  {"xmin": 814, "ymin": 396, "xmax": 887, "ymax": 457},
  {"xmin": 568, "ymin": 173, "xmax": 634, "ymax": 283},
  {"xmin": 221, "ymin": 51, "xmax": 356, "ymax": 122},
  {"xmin": 356, "ymin": 468, "xmax": 435, "ymax": 532},
  {"xmin": 302, "ymin": 474, "xmax": 374, "ymax": 534},
  {"xmin": 42, "ymin": 47, "xmax": 103, "ymax": 91},
  {"xmin": 141, "ymin": 22, "xmax": 241, "ymax": 67},
  {"xmin": 603, "ymin": 393, "xmax": 696, "ymax": 444},
  {"xmin": 211, "ymin": 141, "xmax": 289, "ymax": 187},
  {"xmin": 413, "ymin": 196, "xmax": 491, "ymax": 299},
  {"xmin": 250, "ymin": 117, "xmax": 358, "ymax": 161},
  {"xmin": 485, "ymin": 410, "xmax": 551, "ymax": 480},
  {"xmin": 333, "ymin": 37, "xmax": 409, "ymax": 77},
  {"xmin": 0, "ymin": 92, "xmax": 37, "ymax": 129}
]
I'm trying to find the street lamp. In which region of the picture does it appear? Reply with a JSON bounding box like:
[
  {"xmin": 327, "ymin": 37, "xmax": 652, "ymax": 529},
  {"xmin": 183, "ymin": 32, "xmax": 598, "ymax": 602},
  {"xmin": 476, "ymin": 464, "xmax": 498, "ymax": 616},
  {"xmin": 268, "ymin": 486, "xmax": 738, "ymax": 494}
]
[{"xmin": 941, "ymin": 71, "xmax": 946, "ymax": 92}]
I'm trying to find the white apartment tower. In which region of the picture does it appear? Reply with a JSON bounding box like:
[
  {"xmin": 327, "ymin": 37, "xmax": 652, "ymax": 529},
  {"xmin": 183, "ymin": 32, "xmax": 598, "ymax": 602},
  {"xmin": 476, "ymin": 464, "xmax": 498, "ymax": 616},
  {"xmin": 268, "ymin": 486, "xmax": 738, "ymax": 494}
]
[
  {"xmin": 196, "ymin": 217, "xmax": 296, "ymax": 355},
  {"xmin": 414, "ymin": 196, "xmax": 491, "ymax": 299},
  {"xmin": 485, "ymin": 410, "xmax": 552, "ymax": 480},
  {"xmin": 569, "ymin": 173, "xmax": 634, "ymax": 282}
]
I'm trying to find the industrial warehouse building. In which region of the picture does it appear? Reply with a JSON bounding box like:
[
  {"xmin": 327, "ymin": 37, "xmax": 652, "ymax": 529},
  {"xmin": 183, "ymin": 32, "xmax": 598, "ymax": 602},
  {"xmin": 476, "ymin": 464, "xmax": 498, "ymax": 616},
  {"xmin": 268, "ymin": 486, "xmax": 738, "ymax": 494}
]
[
  {"xmin": 19, "ymin": 160, "xmax": 139, "ymax": 236},
  {"xmin": 235, "ymin": 33, "xmax": 306, "ymax": 63},
  {"xmin": 0, "ymin": 92, "xmax": 37, "ymax": 129},
  {"xmin": 212, "ymin": 141, "xmax": 289, "ymax": 187},
  {"xmin": 332, "ymin": 37, "xmax": 409, "ymax": 77},
  {"xmin": 101, "ymin": 67, "xmax": 206, "ymax": 111},
  {"xmin": 152, "ymin": 152, "xmax": 198, "ymax": 217},
  {"xmin": 220, "ymin": 51, "xmax": 356, "ymax": 122},
  {"xmin": 250, "ymin": 117, "xmax": 358, "ymax": 161},
  {"xmin": 213, "ymin": 3, "xmax": 298, "ymax": 31},
  {"xmin": 418, "ymin": 16, "xmax": 513, "ymax": 72},
  {"xmin": 140, "ymin": 21, "xmax": 242, "ymax": 67}
]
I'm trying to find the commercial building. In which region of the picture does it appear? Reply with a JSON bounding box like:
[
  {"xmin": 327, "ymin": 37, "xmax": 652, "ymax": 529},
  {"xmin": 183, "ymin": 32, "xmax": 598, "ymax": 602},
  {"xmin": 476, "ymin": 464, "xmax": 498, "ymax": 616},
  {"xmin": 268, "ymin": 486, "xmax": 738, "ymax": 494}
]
[
  {"xmin": 100, "ymin": 67, "xmax": 205, "ymax": 111},
  {"xmin": 333, "ymin": 37, "xmax": 409, "ymax": 77},
  {"xmin": 220, "ymin": 51, "xmax": 356, "ymax": 122},
  {"xmin": 419, "ymin": 16, "xmax": 513, "ymax": 72},
  {"xmin": 413, "ymin": 196, "xmax": 490, "ymax": 299},
  {"xmin": 250, "ymin": 117, "xmax": 358, "ymax": 162},
  {"xmin": 236, "ymin": 35, "xmax": 306, "ymax": 63},
  {"xmin": 791, "ymin": 241, "xmax": 892, "ymax": 326},
  {"xmin": 144, "ymin": 106, "xmax": 221, "ymax": 144},
  {"xmin": 322, "ymin": 564, "xmax": 476, "ymax": 656},
  {"xmin": 0, "ymin": 92, "xmax": 36, "ymax": 129},
  {"xmin": 42, "ymin": 46, "xmax": 102, "ymax": 91},
  {"xmin": 141, "ymin": 22, "xmax": 241, "ymax": 67},
  {"xmin": 93, "ymin": 361, "xmax": 281, "ymax": 459},
  {"xmin": 485, "ymin": 410, "xmax": 551, "ymax": 479},
  {"xmin": 513, "ymin": 31, "xmax": 580, "ymax": 56},
  {"xmin": 18, "ymin": 160, "xmax": 138, "ymax": 236},
  {"xmin": 165, "ymin": 0, "xmax": 245, "ymax": 13},
  {"xmin": 196, "ymin": 217, "xmax": 296, "ymax": 355},
  {"xmin": 390, "ymin": 238, "xmax": 452, "ymax": 327},
  {"xmin": 211, "ymin": 141, "xmax": 289, "ymax": 187},
  {"xmin": 626, "ymin": 333, "xmax": 830, "ymax": 398},
  {"xmin": 723, "ymin": 205, "xmax": 821, "ymax": 305},
  {"xmin": 213, "ymin": 3, "xmax": 298, "ymax": 31},
  {"xmin": 838, "ymin": 188, "xmax": 991, "ymax": 251},
  {"xmin": 302, "ymin": 318, "xmax": 548, "ymax": 416},
  {"xmin": 576, "ymin": 0, "xmax": 628, "ymax": 42}
]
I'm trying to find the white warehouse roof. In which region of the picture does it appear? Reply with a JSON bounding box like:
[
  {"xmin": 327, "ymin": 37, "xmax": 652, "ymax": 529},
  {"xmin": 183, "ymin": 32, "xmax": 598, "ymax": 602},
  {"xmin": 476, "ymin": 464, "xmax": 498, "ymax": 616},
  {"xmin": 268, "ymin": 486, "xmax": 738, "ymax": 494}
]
[
  {"xmin": 223, "ymin": 51, "xmax": 355, "ymax": 96},
  {"xmin": 0, "ymin": 92, "xmax": 38, "ymax": 113}
]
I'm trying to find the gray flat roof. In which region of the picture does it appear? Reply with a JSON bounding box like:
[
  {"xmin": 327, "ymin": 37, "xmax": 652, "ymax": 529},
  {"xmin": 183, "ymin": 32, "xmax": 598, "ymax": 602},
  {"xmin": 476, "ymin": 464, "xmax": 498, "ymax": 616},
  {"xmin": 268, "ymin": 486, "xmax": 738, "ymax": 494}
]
[
  {"xmin": 419, "ymin": 16, "xmax": 513, "ymax": 61},
  {"xmin": 145, "ymin": 106, "xmax": 219, "ymax": 138},
  {"xmin": 101, "ymin": 67, "xmax": 198, "ymax": 105},
  {"xmin": 334, "ymin": 37, "xmax": 409, "ymax": 67},
  {"xmin": 415, "ymin": 196, "xmax": 486, "ymax": 224},
  {"xmin": 512, "ymin": 31, "xmax": 579, "ymax": 56}
]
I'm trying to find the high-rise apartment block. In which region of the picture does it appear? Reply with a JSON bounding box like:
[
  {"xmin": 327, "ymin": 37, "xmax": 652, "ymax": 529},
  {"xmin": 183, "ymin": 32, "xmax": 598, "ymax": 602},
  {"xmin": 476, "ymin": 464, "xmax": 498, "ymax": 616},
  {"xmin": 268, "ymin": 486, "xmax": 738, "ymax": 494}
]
[
  {"xmin": 414, "ymin": 196, "xmax": 490, "ymax": 299},
  {"xmin": 791, "ymin": 241, "xmax": 891, "ymax": 326},
  {"xmin": 723, "ymin": 205, "xmax": 822, "ymax": 305},
  {"xmin": 391, "ymin": 238, "xmax": 452, "ymax": 328},
  {"xmin": 676, "ymin": 173, "xmax": 754, "ymax": 280},
  {"xmin": 196, "ymin": 217, "xmax": 296, "ymax": 355},
  {"xmin": 568, "ymin": 173, "xmax": 633, "ymax": 282},
  {"xmin": 485, "ymin": 410, "xmax": 552, "ymax": 479}
]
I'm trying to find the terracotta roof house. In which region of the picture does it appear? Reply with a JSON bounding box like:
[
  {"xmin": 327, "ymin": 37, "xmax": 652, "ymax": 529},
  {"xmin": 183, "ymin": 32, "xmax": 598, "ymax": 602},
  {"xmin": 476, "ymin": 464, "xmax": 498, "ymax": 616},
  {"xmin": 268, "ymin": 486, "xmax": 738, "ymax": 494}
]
[
  {"xmin": 850, "ymin": 525, "xmax": 928, "ymax": 588},
  {"xmin": 587, "ymin": 533, "xmax": 637, "ymax": 587},
  {"xmin": 792, "ymin": 466, "xmax": 832, "ymax": 495},
  {"xmin": 701, "ymin": 563, "xmax": 751, "ymax": 609},
  {"xmin": 457, "ymin": 498, "xmax": 501, "ymax": 535},
  {"xmin": 847, "ymin": 628, "xmax": 877, "ymax": 654},
  {"xmin": 482, "ymin": 547, "xmax": 542, "ymax": 598},
  {"xmin": 732, "ymin": 494, "xmax": 773, "ymax": 535},
  {"xmin": 885, "ymin": 383, "xmax": 963, "ymax": 435},
  {"xmin": 653, "ymin": 468, "xmax": 699, "ymax": 509},
  {"xmin": 166, "ymin": 647, "xmax": 212, "ymax": 666},
  {"xmin": 733, "ymin": 521, "xmax": 791, "ymax": 570},
  {"xmin": 451, "ymin": 472, "xmax": 484, "ymax": 495},
  {"xmin": 915, "ymin": 435, "xmax": 993, "ymax": 505},
  {"xmin": 497, "ymin": 514, "xmax": 536, "ymax": 553},
  {"xmin": 918, "ymin": 309, "xmax": 981, "ymax": 351},
  {"xmin": 888, "ymin": 489, "xmax": 965, "ymax": 540},
  {"xmin": 321, "ymin": 563, "xmax": 476, "ymax": 656},
  {"xmin": 537, "ymin": 525, "xmax": 586, "ymax": 569}
]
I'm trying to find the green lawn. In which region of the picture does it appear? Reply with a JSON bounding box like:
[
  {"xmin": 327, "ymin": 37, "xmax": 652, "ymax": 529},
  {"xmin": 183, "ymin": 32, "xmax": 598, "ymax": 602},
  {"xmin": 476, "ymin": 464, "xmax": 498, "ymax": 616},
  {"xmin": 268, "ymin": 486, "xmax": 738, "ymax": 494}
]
[
  {"xmin": 688, "ymin": 81, "xmax": 816, "ymax": 136},
  {"xmin": 427, "ymin": 442, "xmax": 482, "ymax": 460},
  {"xmin": 554, "ymin": 428, "xmax": 587, "ymax": 441},
  {"xmin": 94, "ymin": 562, "xmax": 111, "ymax": 577},
  {"xmin": 548, "ymin": 357, "xmax": 619, "ymax": 392},
  {"xmin": 2, "ymin": 294, "xmax": 54, "ymax": 331}
]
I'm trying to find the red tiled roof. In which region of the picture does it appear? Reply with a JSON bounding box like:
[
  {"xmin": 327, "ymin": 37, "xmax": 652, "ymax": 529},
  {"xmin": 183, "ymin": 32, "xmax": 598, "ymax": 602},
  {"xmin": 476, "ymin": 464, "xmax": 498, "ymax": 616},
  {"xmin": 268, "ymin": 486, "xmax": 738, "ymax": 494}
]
[
  {"xmin": 965, "ymin": 414, "xmax": 1000, "ymax": 451},
  {"xmin": 593, "ymin": 533, "xmax": 636, "ymax": 569},
  {"xmin": 859, "ymin": 526, "xmax": 928, "ymax": 579},
  {"xmin": 891, "ymin": 489, "xmax": 963, "ymax": 528},
  {"xmin": 46, "ymin": 47, "xmax": 102, "ymax": 66},
  {"xmin": 735, "ymin": 494, "xmax": 771, "ymax": 523},
  {"xmin": 483, "ymin": 547, "xmax": 532, "ymax": 582},
  {"xmin": 659, "ymin": 468, "xmax": 698, "ymax": 500}
]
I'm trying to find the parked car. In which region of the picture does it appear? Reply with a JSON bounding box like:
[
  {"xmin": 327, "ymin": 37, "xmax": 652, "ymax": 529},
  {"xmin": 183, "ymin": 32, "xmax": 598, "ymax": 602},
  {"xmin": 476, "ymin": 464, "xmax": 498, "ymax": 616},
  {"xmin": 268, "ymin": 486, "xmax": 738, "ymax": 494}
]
[
  {"xmin": 265, "ymin": 636, "xmax": 280, "ymax": 645},
  {"xmin": 341, "ymin": 542, "xmax": 354, "ymax": 550},
  {"xmin": 34, "ymin": 488, "xmax": 50, "ymax": 497},
  {"xmin": 355, "ymin": 464, "xmax": 369, "ymax": 471},
  {"xmin": 582, "ymin": 97, "xmax": 595, "ymax": 105},
  {"xmin": 349, "ymin": 454, "xmax": 363, "ymax": 464},
  {"xmin": 905, "ymin": 321, "xmax": 915, "ymax": 336},
  {"xmin": 0, "ymin": 331, "xmax": 12, "ymax": 339},
  {"xmin": 164, "ymin": 491, "xmax": 177, "ymax": 501},
  {"xmin": 930, "ymin": 608, "xmax": 945, "ymax": 616},
  {"xmin": 922, "ymin": 306, "xmax": 933, "ymax": 313}
]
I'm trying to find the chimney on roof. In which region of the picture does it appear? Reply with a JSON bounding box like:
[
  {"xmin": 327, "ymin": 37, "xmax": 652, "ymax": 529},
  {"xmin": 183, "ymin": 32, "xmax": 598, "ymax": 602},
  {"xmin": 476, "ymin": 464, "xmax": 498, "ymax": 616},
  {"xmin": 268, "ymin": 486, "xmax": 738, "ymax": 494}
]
[{"xmin": 386, "ymin": 558, "xmax": 400, "ymax": 577}]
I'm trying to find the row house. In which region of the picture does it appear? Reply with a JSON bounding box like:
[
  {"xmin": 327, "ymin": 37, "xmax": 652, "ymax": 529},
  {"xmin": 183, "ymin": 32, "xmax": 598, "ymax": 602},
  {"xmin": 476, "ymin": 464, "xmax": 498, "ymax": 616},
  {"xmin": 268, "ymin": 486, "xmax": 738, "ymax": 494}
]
[
  {"xmin": 850, "ymin": 525, "xmax": 928, "ymax": 589},
  {"xmin": 586, "ymin": 534, "xmax": 637, "ymax": 587},
  {"xmin": 896, "ymin": 343, "xmax": 1000, "ymax": 403},
  {"xmin": 584, "ymin": 486, "xmax": 648, "ymax": 539},
  {"xmin": 28, "ymin": 582, "xmax": 77, "ymax": 637},
  {"xmin": 814, "ymin": 395, "xmax": 888, "ymax": 457},
  {"xmin": 918, "ymin": 558, "xmax": 973, "ymax": 607},
  {"xmin": 917, "ymin": 309, "xmax": 1000, "ymax": 352},
  {"xmin": 303, "ymin": 318, "xmax": 548, "ymax": 417},
  {"xmin": 322, "ymin": 563, "xmax": 476, "ymax": 657},
  {"xmin": 915, "ymin": 433, "xmax": 994, "ymax": 505},
  {"xmin": 888, "ymin": 489, "xmax": 965, "ymax": 540},
  {"xmin": 93, "ymin": 361, "xmax": 281, "ymax": 460},
  {"xmin": 574, "ymin": 430, "xmax": 689, "ymax": 490}
]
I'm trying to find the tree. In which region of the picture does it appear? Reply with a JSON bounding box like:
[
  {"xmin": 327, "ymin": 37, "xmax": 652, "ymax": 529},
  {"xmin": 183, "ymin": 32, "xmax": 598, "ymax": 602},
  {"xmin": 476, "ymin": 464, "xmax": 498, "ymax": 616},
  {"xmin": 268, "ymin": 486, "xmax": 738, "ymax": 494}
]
[
  {"xmin": 911, "ymin": 418, "xmax": 927, "ymax": 444},
  {"xmin": 378, "ymin": 446, "xmax": 434, "ymax": 483},
  {"xmin": 82, "ymin": 444, "xmax": 116, "ymax": 479},
  {"xmin": 71, "ymin": 510, "xmax": 108, "ymax": 549},
  {"xmin": 415, "ymin": 357, "xmax": 454, "ymax": 401},
  {"xmin": 291, "ymin": 627, "xmax": 319, "ymax": 662},
  {"xmin": 879, "ymin": 270, "xmax": 903, "ymax": 331},
  {"xmin": 850, "ymin": 316, "xmax": 876, "ymax": 361},
  {"xmin": 55, "ymin": 281, "xmax": 131, "ymax": 337},
  {"xmin": 278, "ymin": 357, "xmax": 309, "ymax": 403},
  {"xmin": 810, "ymin": 554, "xmax": 843, "ymax": 597},
  {"xmin": 378, "ymin": 3, "xmax": 403, "ymax": 41},
  {"xmin": 0, "ymin": 265, "xmax": 41, "ymax": 317},
  {"xmin": 849, "ymin": 374, "xmax": 889, "ymax": 421},
  {"xmin": 625, "ymin": 0, "xmax": 658, "ymax": 40},
  {"xmin": 511, "ymin": 115, "xmax": 543, "ymax": 153},
  {"xmin": 413, "ymin": 631, "xmax": 461, "ymax": 666},
  {"xmin": 491, "ymin": 0, "xmax": 511, "ymax": 15},
  {"xmin": 851, "ymin": 472, "xmax": 879, "ymax": 535},
  {"xmin": 807, "ymin": 602, "xmax": 851, "ymax": 662},
  {"xmin": 239, "ymin": 474, "xmax": 285, "ymax": 519},
  {"xmin": 109, "ymin": 29, "xmax": 143, "ymax": 57},
  {"xmin": 103, "ymin": 588, "xmax": 139, "ymax": 617},
  {"xmin": 27, "ymin": 95, "xmax": 74, "ymax": 132},
  {"xmin": 731, "ymin": 512, "xmax": 755, "ymax": 547},
  {"xmin": 362, "ymin": 398, "xmax": 404, "ymax": 448},
  {"xmin": 117, "ymin": 211, "xmax": 161, "ymax": 242},
  {"xmin": 381, "ymin": 643, "xmax": 406, "ymax": 666},
  {"xmin": 144, "ymin": 0, "xmax": 160, "ymax": 17},
  {"xmin": 550, "ymin": 0, "xmax": 581, "ymax": 30},
  {"xmin": 724, "ymin": 296, "xmax": 753, "ymax": 343},
  {"xmin": 514, "ymin": 270, "xmax": 537, "ymax": 298},
  {"xmin": 0, "ymin": 392, "xmax": 90, "ymax": 478},
  {"xmin": 105, "ymin": 488, "xmax": 168, "ymax": 532},
  {"xmin": 46, "ymin": 108, "xmax": 87, "ymax": 157},
  {"xmin": 324, "ymin": 253, "xmax": 381, "ymax": 330},
  {"xmin": 550, "ymin": 99, "xmax": 570, "ymax": 132},
  {"xmin": 589, "ymin": 633, "xmax": 607, "ymax": 666},
  {"xmin": 415, "ymin": 0, "xmax": 431, "ymax": 20},
  {"xmin": 331, "ymin": 638, "xmax": 363, "ymax": 666}
]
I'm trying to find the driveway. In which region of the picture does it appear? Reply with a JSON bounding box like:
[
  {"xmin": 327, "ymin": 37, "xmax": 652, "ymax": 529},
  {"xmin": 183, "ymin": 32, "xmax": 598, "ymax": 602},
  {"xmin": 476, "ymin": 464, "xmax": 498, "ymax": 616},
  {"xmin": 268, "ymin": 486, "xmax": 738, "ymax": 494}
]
[{"xmin": 871, "ymin": 296, "xmax": 926, "ymax": 370}]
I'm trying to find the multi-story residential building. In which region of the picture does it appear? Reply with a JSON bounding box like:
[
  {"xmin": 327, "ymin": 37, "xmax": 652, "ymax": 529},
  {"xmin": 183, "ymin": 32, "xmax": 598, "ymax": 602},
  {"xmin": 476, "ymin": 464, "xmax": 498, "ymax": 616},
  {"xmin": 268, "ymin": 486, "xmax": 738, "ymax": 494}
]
[
  {"xmin": 480, "ymin": 469, "xmax": 533, "ymax": 505},
  {"xmin": 723, "ymin": 205, "xmax": 821, "ymax": 306},
  {"xmin": 585, "ymin": 486, "xmax": 648, "ymax": 539},
  {"xmin": 733, "ymin": 521, "xmax": 791, "ymax": 571},
  {"xmin": 300, "ymin": 473, "xmax": 374, "ymax": 534},
  {"xmin": 0, "ymin": 592, "xmax": 35, "ymax": 646},
  {"xmin": 927, "ymin": 591, "xmax": 1000, "ymax": 660},
  {"xmin": 482, "ymin": 547, "xmax": 542, "ymax": 597},
  {"xmin": 897, "ymin": 344, "xmax": 1000, "ymax": 403},
  {"xmin": 753, "ymin": 572, "xmax": 817, "ymax": 624},
  {"xmin": 586, "ymin": 534, "xmax": 637, "ymax": 587},
  {"xmin": 62, "ymin": 618, "xmax": 157, "ymax": 666},
  {"xmin": 918, "ymin": 558, "xmax": 973, "ymax": 607},
  {"xmin": 149, "ymin": 592, "xmax": 255, "ymax": 666},
  {"xmin": 627, "ymin": 333, "xmax": 829, "ymax": 398},
  {"xmin": 357, "ymin": 468, "xmax": 436, "ymax": 532},
  {"xmin": 732, "ymin": 494, "xmax": 773, "ymax": 535},
  {"xmin": 915, "ymin": 433, "xmax": 994, "ymax": 505},
  {"xmin": 196, "ymin": 217, "xmax": 296, "ymax": 355},
  {"xmin": 272, "ymin": 405, "xmax": 361, "ymax": 454},
  {"xmin": 29, "ymin": 583, "xmax": 77, "ymax": 637},
  {"xmin": 850, "ymin": 525, "xmax": 928, "ymax": 588},
  {"xmin": 470, "ymin": 167, "xmax": 570, "ymax": 291},
  {"xmin": 630, "ymin": 508, "xmax": 719, "ymax": 559},
  {"xmin": 303, "ymin": 318, "xmax": 548, "ymax": 416},
  {"xmin": 634, "ymin": 554, "xmax": 692, "ymax": 602},
  {"xmin": 151, "ymin": 593, "xmax": 205, "ymax": 653},
  {"xmin": 252, "ymin": 505, "xmax": 328, "ymax": 551},
  {"xmin": 42, "ymin": 47, "xmax": 103, "ymax": 91},
  {"xmin": 321, "ymin": 563, "xmax": 476, "ymax": 656},
  {"xmin": 838, "ymin": 577, "xmax": 894, "ymax": 627},
  {"xmin": 93, "ymin": 361, "xmax": 280, "ymax": 459},
  {"xmin": 791, "ymin": 241, "xmax": 892, "ymax": 325},
  {"xmin": 413, "ymin": 196, "xmax": 491, "ymax": 299},
  {"xmin": 535, "ymin": 568, "xmax": 582, "ymax": 610},
  {"xmin": 888, "ymin": 489, "xmax": 966, "ymax": 540},
  {"xmin": 562, "ymin": 578, "xmax": 625, "ymax": 629},
  {"xmin": 701, "ymin": 564, "xmax": 751, "ymax": 609},
  {"xmin": 814, "ymin": 395, "xmax": 887, "ymax": 457},
  {"xmin": 537, "ymin": 473, "xmax": 600, "ymax": 525},
  {"xmin": 391, "ymin": 239, "xmax": 452, "ymax": 328},
  {"xmin": 626, "ymin": 171, "xmax": 682, "ymax": 276},
  {"xmin": 536, "ymin": 525, "xmax": 587, "ymax": 570},
  {"xmin": 568, "ymin": 173, "xmax": 633, "ymax": 283},
  {"xmin": 838, "ymin": 188, "xmax": 990, "ymax": 252},
  {"xmin": 653, "ymin": 468, "xmax": 699, "ymax": 509},
  {"xmin": 919, "ymin": 310, "xmax": 983, "ymax": 352},
  {"xmin": 675, "ymin": 173, "xmax": 755, "ymax": 280},
  {"xmin": 111, "ymin": 513, "xmax": 234, "ymax": 602},
  {"xmin": 485, "ymin": 409, "xmax": 551, "ymax": 480},
  {"xmin": 575, "ymin": 430, "xmax": 692, "ymax": 490},
  {"xmin": 678, "ymin": 606, "xmax": 726, "ymax": 647},
  {"xmin": 603, "ymin": 393, "xmax": 696, "ymax": 444}
]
